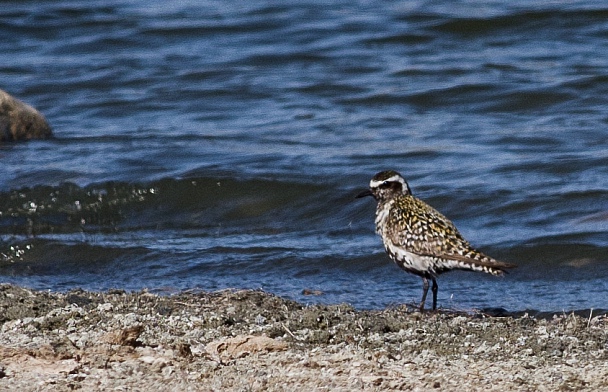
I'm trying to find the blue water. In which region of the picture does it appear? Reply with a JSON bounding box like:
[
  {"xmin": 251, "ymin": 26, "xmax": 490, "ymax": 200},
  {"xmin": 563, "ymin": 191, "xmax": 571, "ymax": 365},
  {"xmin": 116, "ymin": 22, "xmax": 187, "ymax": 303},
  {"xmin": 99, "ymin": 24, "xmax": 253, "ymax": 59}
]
[{"xmin": 1, "ymin": 0, "xmax": 607, "ymax": 312}]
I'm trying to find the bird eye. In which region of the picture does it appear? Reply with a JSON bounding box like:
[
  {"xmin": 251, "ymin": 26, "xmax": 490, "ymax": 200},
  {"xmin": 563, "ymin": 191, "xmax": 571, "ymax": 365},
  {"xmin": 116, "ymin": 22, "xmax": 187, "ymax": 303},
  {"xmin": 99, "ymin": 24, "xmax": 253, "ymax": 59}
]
[{"xmin": 379, "ymin": 181, "xmax": 391, "ymax": 188}]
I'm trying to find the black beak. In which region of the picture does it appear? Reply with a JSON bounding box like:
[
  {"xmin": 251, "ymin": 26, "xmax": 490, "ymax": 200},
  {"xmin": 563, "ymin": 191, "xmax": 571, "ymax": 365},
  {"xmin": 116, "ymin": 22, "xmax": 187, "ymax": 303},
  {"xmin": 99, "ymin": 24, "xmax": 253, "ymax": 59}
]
[{"xmin": 356, "ymin": 189, "xmax": 373, "ymax": 199}]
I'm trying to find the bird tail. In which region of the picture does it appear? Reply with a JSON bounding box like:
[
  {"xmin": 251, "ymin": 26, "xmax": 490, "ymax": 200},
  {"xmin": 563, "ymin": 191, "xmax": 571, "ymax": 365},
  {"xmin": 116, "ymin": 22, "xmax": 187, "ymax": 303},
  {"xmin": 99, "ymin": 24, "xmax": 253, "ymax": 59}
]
[
  {"xmin": 448, "ymin": 254, "xmax": 517, "ymax": 275},
  {"xmin": 426, "ymin": 252, "xmax": 517, "ymax": 276}
]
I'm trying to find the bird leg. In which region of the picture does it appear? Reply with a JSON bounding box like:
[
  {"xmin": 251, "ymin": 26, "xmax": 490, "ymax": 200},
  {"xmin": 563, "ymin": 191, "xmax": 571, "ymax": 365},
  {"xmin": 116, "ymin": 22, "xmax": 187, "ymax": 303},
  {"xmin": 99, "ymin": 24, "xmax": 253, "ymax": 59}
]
[
  {"xmin": 420, "ymin": 277, "xmax": 429, "ymax": 312},
  {"xmin": 431, "ymin": 278, "xmax": 438, "ymax": 311}
]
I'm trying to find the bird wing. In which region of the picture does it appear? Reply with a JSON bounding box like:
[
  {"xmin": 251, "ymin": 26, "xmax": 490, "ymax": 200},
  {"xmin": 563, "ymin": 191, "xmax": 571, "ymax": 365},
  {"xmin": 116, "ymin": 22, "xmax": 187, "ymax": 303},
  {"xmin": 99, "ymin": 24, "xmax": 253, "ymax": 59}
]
[{"xmin": 388, "ymin": 196, "xmax": 516, "ymax": 270}]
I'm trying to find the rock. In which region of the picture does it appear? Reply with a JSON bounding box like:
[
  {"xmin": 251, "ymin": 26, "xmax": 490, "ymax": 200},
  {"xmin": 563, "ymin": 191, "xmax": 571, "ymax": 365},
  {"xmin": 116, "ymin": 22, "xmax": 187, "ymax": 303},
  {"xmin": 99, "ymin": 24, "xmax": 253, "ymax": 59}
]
[
  {"xmin": 175, "ymin": 343, "xmax": 192, "ymax": 358},
  {"xmin": 0, "ymin": 89, "xmax": 52, "ymax": 141},
  {"xmin": 205, "ymin": 335, "xmax": 288, "ymax": 361},
  {"xmin": 103, "ymin": 325, "xmax": 144, "ymax": 347}
]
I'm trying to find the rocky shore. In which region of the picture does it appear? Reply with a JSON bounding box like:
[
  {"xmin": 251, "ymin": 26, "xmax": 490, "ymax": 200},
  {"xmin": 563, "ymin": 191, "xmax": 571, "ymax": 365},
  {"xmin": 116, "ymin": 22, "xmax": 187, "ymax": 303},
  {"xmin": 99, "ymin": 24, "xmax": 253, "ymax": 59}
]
[{"xmin": 0, "ymin": 284, "xmax": 607, "ymax": 391}]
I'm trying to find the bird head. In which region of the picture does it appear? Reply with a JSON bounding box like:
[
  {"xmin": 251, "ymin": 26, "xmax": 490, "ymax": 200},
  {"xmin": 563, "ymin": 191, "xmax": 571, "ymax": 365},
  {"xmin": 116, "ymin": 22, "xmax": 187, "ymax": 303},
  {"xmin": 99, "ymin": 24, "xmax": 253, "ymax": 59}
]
[{"xmin": 356, "ymin": 170, "xmax": 411, "ymax": 202}]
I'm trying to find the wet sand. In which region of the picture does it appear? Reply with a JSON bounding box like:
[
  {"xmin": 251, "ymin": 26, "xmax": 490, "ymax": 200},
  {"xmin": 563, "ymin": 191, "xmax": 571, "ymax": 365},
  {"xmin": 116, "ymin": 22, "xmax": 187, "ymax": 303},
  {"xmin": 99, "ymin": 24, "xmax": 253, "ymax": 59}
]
[{"xmin": 1, "ymin": 284, "xmax": 607, "ymax": 391}]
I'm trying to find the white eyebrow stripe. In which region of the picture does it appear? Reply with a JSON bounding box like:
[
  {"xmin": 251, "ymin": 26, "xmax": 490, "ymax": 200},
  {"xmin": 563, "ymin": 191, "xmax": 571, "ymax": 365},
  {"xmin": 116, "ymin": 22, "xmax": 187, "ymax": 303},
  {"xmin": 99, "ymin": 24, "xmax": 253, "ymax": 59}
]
[{"xmin": 370, "ymin": 175, "xmax": 403, "ymax": 187}]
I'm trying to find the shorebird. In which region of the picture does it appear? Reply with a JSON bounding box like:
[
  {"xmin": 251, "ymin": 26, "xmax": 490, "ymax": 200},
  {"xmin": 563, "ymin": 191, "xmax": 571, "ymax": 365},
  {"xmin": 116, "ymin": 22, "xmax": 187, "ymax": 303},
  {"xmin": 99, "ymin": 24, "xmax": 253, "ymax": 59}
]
[{"xmin": 357, "ymin": 170, "xmax": 516, "ymax": 311}]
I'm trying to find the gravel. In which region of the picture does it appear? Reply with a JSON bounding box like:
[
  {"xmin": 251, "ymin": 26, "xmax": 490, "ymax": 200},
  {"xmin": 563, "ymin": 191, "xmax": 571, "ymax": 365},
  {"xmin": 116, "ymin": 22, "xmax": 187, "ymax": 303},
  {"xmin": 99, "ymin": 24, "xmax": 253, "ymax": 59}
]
[{"xmin": 1, "ymin": 283, "xmax": 607, "ymax": 391}]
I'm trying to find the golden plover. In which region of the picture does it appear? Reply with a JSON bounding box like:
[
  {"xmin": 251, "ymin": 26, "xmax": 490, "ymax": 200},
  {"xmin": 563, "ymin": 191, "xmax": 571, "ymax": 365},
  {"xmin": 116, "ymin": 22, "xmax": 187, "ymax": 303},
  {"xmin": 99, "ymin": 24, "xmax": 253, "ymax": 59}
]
[{"xmin": 357, "ymin": 170, "xmax": 516, "ymax": 311}]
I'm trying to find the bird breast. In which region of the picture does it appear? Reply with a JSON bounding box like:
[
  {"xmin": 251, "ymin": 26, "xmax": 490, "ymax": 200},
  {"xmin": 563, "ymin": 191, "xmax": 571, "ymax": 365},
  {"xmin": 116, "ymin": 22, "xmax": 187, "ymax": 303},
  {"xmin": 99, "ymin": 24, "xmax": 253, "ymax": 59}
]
[{"xmin": 374, "ymin": 201, "xmax": 393, "ymax": 235}]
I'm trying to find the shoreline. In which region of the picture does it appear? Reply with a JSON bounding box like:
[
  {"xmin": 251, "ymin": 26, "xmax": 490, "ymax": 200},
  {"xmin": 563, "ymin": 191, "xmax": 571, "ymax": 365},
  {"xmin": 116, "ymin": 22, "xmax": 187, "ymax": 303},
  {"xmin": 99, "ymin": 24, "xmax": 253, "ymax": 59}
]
[{"xmin": 1, "ymin": 284, "xmax": 607, "ymax": 391}]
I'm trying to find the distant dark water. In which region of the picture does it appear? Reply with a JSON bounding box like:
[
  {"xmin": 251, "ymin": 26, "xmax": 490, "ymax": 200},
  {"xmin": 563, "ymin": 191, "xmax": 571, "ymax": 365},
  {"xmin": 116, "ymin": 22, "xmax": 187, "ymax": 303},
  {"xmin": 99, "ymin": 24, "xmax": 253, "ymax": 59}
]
[{"xmin": 1, "ymin": 1, "xmax": 607, "ymax": 312}]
